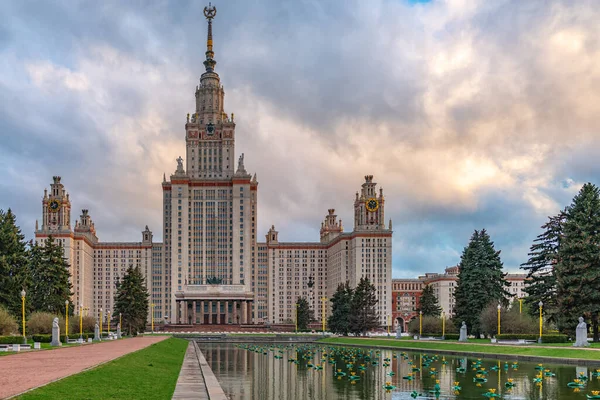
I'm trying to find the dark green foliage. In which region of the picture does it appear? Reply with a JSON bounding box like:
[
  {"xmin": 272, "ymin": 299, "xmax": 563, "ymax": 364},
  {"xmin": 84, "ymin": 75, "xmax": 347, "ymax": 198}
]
[
  {"xmin": 31, "ymin": 334, "xmax": 87, "ymax": 343},
  {"xmin": 496, "ymin": 334, "xmax": 568, "ymax": 343},
  {"xmin": 328, "ymin": 282, "xmax": 353, "ymax": 336},
  {"xmin": 418, "ymin": 285, "xmax": 442, "ymax": 317},
  {"xmin": 408, "ymin": 315, "xmax": 457, "ymax": 335},
  {"xmin": 454, "ymin": 229, "xmax": 512, "ymax": 336},
  {"xmin": 0, "ymin": 335, "xmax": 24, "ymax": 344},
  {"xmin": 521, "ymin": 211, "xmax": 565, "ymax": 325},
  {"xmin": 295, "ymin": 297, "xmax": 312, "ymax": 331},
  {"xmin": 555, "ymin": 183, "xmax": 600, "ymax": 341},
  {"xmin": 349, "ymin": 277, "xmax": 379, "ymax": 336},
  {"xmin": 113, "ymin": 265, "xmax": 149, "ymax": 336},
  {"xmin": 27, "ymin": 237, "xmax": 73, "ymax": 314},
  {"xmin": 0, "ymin": 209, "xmax": 30, "ymax": 317}
]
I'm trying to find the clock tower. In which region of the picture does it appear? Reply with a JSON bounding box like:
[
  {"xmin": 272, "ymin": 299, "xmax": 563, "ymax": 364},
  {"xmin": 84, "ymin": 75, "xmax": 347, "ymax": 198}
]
[
  {"xmin": 354, "ymin": 175, "xmax": 387, "ymax": 231},
  {"xmin": 40, "ymin": 176, "xmax": 72, "ymax": 233}
]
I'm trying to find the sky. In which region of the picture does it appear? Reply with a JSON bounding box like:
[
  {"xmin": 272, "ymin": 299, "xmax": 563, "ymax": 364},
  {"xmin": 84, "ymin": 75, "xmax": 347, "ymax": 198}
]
[{"xmin": 1, "ymin": 0, "xmax": 599, "ymax": 279}]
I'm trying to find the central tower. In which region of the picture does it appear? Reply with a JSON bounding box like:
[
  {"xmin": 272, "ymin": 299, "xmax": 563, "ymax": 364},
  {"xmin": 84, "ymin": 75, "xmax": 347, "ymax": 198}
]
[
  {"xmin": 185, "ymin": 3, "xmax": 235, "ymax": 179},
  {"xmin": 162, "ymin": 3, "xmax": 258, "ymax": 325}
]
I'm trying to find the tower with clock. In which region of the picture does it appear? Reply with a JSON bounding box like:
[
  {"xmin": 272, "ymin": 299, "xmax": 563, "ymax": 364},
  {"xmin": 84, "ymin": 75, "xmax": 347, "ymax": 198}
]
[
  {"xmin": 354, "ymin": 175, "xmax": 388, "ymax": 231},
  {"xmin": 40, "ymin": 176, "xmax": 72, "ymax": 233}
]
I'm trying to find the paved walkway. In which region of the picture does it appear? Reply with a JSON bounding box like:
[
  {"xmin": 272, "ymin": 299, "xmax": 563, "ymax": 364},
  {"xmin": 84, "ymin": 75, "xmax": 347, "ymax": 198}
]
[{"xmin": 0, "ymin": 336, "xmax": 167, "ymax": 399}]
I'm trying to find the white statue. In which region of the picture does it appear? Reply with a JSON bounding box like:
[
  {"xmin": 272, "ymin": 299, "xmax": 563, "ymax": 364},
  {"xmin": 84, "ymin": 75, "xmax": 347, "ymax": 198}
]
[
  {"xmin": 574, "ymin": 317, "xmax": 589, "ymax": 347},
  {"xmin": 459, "ymin": 321, "xmax": 468, "ymax": 342},
  {"xmin": 52, "ymin": 317, "xmax": 59, "ymax": 328},
  {"xmin": 176, "ymin": 156, "xmax": 183, "ymax": 169}
]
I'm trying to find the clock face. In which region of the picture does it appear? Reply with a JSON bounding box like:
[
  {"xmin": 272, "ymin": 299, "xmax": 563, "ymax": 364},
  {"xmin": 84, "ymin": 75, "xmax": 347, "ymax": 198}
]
[
  {"xmin": 48, "ymin": 199, "xmax": 61, "ymax": 212},
  {"xmin": 366, "ymin": 198, "xmax": 379, "ymax": 213}
]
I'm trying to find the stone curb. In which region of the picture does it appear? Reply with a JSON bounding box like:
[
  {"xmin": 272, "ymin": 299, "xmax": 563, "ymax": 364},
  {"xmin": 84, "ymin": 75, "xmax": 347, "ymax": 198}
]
[{"xmin": 195, "ymin": 342, "xmax": 228, "ymax": 400}]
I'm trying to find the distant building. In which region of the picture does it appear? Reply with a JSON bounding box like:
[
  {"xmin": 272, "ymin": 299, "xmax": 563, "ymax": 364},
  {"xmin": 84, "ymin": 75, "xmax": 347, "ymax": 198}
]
[{"xmin": 392, "ymin": 266, "xmax": 529, "ymax": 332}]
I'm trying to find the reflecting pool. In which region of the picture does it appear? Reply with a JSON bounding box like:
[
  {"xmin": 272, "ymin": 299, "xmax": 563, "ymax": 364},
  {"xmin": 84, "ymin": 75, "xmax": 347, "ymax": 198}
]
[{"xmin": 197, "ymin": 342, "xmax": 600, "ymax": 399}]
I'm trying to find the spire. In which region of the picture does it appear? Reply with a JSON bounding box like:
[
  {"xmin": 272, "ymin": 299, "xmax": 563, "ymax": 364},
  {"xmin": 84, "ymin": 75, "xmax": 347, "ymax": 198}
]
[{"xmin": 203, "ymin": 3, "xmax": 217, "ymax": 73}]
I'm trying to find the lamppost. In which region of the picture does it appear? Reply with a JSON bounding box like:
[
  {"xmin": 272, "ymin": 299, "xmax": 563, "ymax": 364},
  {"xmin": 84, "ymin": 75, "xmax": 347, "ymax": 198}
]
[
  {"xmin": 419, "ymin": 311, "xmax": 423, "ymax": 338},
  {"xmin": 99, "ymin": 308, "xmax": 103, "ymax": 338},
  {"xmin": 497, "ymin": 304, "xmax": 501, "ymax": 336},
  {"xmin": 151, "ymin": 304, "xmax": 155, "ymax": 333},
  {"xmin": 387, "ymin": 314, "xmax": 390, "ymax": 336},
  {"xmin": 518, "ymin": 297, "xmax": 524, "ymax": 314},
  {"xmin": 65, "ymin": 300, "xmax": 69, "ymax": 340},
  {"xmin": 79, "ymin": 304, "xmax": 83, "ymax": 341},
  {"xmin": 21, "ymin": 289, "xmax": 26, "ymax": 344},
  {"xmin": 538, "ymin": 301, "xmax": 543, "ymax": 344},
  {"xmin": 295, "ymin": 303, "xmax": 298, "ymax": 333},
  {"xmin": 107, "ymin": 310, "xmax": 111, "ymax": 336},
  {"xmin": 321, "ymin": 297, "xmax": 326, "ymax": 335},
  {"xmin": 442, "ymin": 311, "xmax": 446, "ymax": 339}
]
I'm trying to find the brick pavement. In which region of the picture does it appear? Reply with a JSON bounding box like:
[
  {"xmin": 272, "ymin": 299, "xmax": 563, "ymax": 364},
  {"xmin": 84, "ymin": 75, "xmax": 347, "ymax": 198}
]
[{"xmin": 0, "ymin": 336, "xmax": 168, "ymax": 399}]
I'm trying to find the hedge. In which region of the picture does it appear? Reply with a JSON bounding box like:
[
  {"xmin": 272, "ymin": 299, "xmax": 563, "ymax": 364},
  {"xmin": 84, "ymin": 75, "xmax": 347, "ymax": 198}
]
[
  {"xmin": 32, "ymin": 333, "xmax": 93, "ymax": 343},
  {"xmin": 496, "ymin": 334, "xmax": 569, "ymax": 343},
  {"xmin": 0, "ymin": 335, "xmax": 24, "ymax": 344},
  {"xmin": 418, "ymin": 333, "xmax": 460, "ymax": 340}
]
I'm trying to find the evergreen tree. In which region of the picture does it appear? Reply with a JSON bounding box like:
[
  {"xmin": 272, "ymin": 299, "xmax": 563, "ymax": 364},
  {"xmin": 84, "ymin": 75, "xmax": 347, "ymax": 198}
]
[
  {"xmin": 0, "ymin": 209, "xmax": 30, "ymax": 317},
  {"xmin": 555, "ymin": 183, "xmax": 600, "ymax": 341},
  {"xmin": 520, "ymin": 211, "xmax": 565, "ymax": 325},
  {"xmin": 28, "ymin": 236, "xmax": 72, "ymax": 314},
  {"xmin": 328, "ymin": 282, "xmax": 353, "ymax": 336},
  {"xmin": 295, "ymin": 297, "xmax": 312, "ymax": 331},
  {"xmin": 349, "ymin": 277, "xmax": 379, "ymax": 336},
  {"xmin": 418, "ymin": 284, "xmax": 442, "ymax": 317},
  {"xmin": 454, "ymin": 229, "xmax": 511, "ymax": 336},
  {"xmin": 113, "ymin": 265, "xmax": 149, "ymax": 335}
]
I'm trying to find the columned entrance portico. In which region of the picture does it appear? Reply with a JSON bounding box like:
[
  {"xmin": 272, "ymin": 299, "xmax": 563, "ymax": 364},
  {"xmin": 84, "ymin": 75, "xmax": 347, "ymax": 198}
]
[{"xmin": 175, "ymin": 284, "xmax": 254, "ymax": 325}]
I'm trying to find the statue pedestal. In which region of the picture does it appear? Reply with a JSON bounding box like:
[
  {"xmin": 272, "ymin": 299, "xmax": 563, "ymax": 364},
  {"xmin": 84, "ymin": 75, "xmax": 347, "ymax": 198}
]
[{"xmin": 51, "ymin": 325, "xmax": 62, "ymax": 347}]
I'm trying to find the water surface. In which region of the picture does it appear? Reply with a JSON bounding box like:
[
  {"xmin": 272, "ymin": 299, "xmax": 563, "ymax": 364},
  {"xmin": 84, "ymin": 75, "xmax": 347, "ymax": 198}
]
[{"xmin": 198, "ymin": 342, "xmax": 600, "ymax": 399}]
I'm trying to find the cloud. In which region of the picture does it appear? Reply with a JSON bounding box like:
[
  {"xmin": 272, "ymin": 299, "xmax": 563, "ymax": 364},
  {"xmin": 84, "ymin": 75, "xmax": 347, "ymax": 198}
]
[{"xmin": 1, "ymin": 0, "xmax": 599, "ymax": 278}]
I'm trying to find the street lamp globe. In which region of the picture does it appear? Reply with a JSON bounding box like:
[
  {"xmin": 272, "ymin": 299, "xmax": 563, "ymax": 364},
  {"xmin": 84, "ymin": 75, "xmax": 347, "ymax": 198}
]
[
  {"xmin": 497, "ymin": 304, "xmax": 501, "ymax": 310},
  {"xmin": 65, "ymin": 299, "xmax": 69, "ymax": 306},
  {"xmin": 539, "ymin": 301, "xmax": 543, "ymax": 307},
  {"xmin": 21, "ymin": 289, "xmax": 26, "ymax": 298}
]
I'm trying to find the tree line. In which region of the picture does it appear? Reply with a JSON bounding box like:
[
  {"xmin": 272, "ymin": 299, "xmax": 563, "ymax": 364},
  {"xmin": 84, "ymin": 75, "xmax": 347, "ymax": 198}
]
[
  {"xmin": 414, "ymin": 182, "xmax": 600, "ymax": 341},
  {"xmin": 0, "ymin": 209, "xmax": 149, "ymax": 336}
]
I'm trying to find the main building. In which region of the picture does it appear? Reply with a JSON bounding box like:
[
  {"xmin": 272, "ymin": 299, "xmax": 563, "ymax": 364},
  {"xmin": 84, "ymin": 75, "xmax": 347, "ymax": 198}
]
[{"xmin": 34, "ymin": 5, "xmax": 393, "ymax": 328}]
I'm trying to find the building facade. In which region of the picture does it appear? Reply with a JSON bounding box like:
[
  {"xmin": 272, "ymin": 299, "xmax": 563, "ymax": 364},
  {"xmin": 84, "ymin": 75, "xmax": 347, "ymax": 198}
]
[
  {"xmin": 33, "ymin": 7, "xmax": 393, "ymax": 328},
  {"xmin": 392, "ymin": 266, "xmax": 529, "ymax": 332}
]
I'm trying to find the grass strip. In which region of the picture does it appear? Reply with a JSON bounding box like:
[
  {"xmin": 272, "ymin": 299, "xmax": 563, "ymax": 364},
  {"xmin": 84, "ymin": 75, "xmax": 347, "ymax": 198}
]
[
  {"xmin": 319, "ymin": 337, "xmax": 600, "ymax": 361},
  {"xmin": 16, "ymin": 337, "xmax": 188, "ymax": 400}
]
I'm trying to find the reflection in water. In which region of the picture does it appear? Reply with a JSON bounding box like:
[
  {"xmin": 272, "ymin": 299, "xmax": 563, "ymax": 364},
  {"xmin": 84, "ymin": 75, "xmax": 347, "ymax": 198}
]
[{"xmin": 197, "ymin": 342, "xmax": 600, "ymax": 400}]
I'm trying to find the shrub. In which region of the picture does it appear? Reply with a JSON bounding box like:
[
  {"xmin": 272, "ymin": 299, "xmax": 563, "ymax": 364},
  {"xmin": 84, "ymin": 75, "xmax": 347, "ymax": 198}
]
[
  {"xmin": 31, "ymin": 333, "xmax": 92, "ymax": 343},
  {"xmin": 69, "ymin": 315, "xmax": 97, "ymax": 335},
  {"xmin": 0, "ymin": 335, "xmax": 24, "ymax": 344},
  {"xmin": 0, "ymin": 306, "xmax": 18, "ymax": 336},
  {"xmin": 27, "ymin": 312, "xmax": 65, "ymax": 335},
  {"xmin": 479, "ymin": 303, "xmax": 539, "ymax": 336},
  {"xmin": 408, "ymin": 316, "xmax": 456, "ymax": 335}
]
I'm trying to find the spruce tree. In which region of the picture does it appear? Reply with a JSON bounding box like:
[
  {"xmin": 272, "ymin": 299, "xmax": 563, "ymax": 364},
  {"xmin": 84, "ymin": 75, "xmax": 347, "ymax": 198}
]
[
  {"xmin": 295, "ymin": 297, "xmax": 312, "ymax": 331},
  {"xmin": 454, "ymin": 229, "xmax": 511, "ymax": 336},
  {"xmin": 418, "ymin": 284, "xmax": 441, "ymax": 317},
  {"xmin": 28, "ymin": 236, "xmax": 72, "ymax": 314},
  {"xmin": 520, "ymin": 211, "xmax": 565, "ymax": 324},
  {"xmin": 349, "ymin": 277, "xmax": 379, "ymax": 336},
  {"xmin": 113, "ymin": 265, "xmax": 149, "ymax": 336},
  {"xmin": 0, "ymin": 209, "xmax": 30, "ymax": 317},
  {"xmin": 328, "ymin": 282, "xmax": 353, "ymax": 336},
  {"xmin": 555, "ymin": 183, "xmax": 600, "ymax": 341}
]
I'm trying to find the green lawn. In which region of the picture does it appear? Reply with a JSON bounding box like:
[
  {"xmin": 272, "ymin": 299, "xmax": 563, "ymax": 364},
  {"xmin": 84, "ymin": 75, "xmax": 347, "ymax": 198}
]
[
  {"xmin": 319, "ymin": 337, "xmax": 600, "ymax": 361},
  {"xmin": 17, "ymin": 338, "xmax": 188, "ymax": 400}
]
